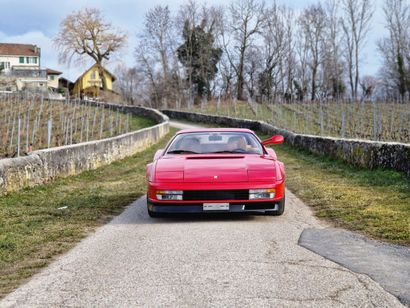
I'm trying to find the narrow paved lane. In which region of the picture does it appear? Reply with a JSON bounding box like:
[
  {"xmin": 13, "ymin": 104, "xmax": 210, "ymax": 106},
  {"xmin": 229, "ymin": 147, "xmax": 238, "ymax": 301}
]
[{"xmin": 1, "ymin": 122, "xmax": 402, "ymax": 307}]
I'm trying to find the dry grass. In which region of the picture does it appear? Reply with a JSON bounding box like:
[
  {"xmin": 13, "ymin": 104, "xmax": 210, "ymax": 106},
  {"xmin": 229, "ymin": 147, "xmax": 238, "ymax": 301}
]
[
  {"xmin": 184, "ymin": 100, "xmax": 410, "ymax": 143},
  {"xmin": 1, "ymin": 120, "xmax": 409, "ymax": 300},
  {"xmin": 0, "ymin": 129, "xmax": 176, "ymax": 298},
  {"xmin": 176, "ymin": 117, "xmax": 410, "ymax": 246},
  {"xmin": 260, "ymin": 133, "xmax": 410, "ymax": 246},
  {"xmin": 0, "ymin": 95, "xmax": 155, "ymax": 157}
]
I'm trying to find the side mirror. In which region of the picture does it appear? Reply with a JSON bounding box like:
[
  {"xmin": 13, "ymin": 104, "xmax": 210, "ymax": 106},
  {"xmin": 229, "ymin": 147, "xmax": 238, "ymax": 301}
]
[
  {"xmin": 153, "ymin": 149, "xmax": 164, "ymax": 161},
  {"xmin": 262, "ymin": 135, "xmax": 284, "ymax": 146}
]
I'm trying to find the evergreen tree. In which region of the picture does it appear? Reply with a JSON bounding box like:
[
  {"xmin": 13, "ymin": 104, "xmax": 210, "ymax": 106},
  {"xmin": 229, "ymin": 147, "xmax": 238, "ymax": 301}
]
[{"xmin": 177, "ymin": 20, "xmax": 222, "ymax": 100}]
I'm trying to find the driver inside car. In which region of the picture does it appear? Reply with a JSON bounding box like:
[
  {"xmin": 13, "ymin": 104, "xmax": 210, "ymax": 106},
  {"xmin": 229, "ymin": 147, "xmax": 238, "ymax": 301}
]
[{"xmin": 227, "ymin": 136, "xmax": 248, "ymax": 152}]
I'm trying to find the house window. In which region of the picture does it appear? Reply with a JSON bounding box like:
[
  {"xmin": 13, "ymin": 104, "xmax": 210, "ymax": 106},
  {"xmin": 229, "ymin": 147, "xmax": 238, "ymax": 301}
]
[
  {"xmin": 91, "ymin": 71, "xmax": 96, "ymax": 79},
  {"xmin": 26, "ymin": 57, "xmax": 37, "ymax": 64},
  {"xmin": 0, "ymin": 62, "xmax": 10, "ymax": 69},
  {"xmin": 49, "ymin": 75, "xmax": 55, "ymax": 80},
  {"xmin": 19, "ymin": 57, "xmax": 24, "ymax": 63}
]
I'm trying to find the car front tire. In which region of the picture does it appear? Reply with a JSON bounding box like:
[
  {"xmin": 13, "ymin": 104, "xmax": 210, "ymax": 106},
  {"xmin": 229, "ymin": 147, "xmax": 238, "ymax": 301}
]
[
  {"xmin": 265, "ymin": 195, "xmax": 285, "ymax": 216},
  {"xmin": 148, "ymin": 208, "xmax": 163, "ymax": 218}
]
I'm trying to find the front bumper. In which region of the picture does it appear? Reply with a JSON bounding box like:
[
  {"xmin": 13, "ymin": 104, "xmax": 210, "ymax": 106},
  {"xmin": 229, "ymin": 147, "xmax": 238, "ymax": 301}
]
[
  {"xmin": 147, "ymin": 199, "xmax": 283, "ymax": 214},
  {"xmin": 147, "ymin": 180, "xmax": 285, "ymax": 214}
]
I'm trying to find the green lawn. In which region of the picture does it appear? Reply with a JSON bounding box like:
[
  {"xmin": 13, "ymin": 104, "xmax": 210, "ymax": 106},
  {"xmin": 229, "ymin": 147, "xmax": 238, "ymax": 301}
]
[{"xmin": 0, "ymin": 128, "xmax": 177, "ymax": 299}]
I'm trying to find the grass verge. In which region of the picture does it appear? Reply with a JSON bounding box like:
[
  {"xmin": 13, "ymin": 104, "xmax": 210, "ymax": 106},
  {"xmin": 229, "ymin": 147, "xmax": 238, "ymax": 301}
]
[
  {"xmin": 261, "ymin": 133, "xmax": 410, "ymax": 247},
  {"xmin": 0, "ymin": 128, "xmax": 176, "ymax": 299},
  {"xmin": 130, "ymin": 115, "xmax": 156, "ymax": 130},
  {"xmin": 179, "ymin": 117, "xmax": 410, "ymax": 246}
]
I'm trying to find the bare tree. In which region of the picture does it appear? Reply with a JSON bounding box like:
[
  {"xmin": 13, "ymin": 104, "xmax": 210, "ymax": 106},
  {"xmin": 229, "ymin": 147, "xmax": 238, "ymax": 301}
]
[
  {"xmin": 294, "ymin": 26, "xmax": 310, "ymax": 101},
  {"xmin": 360, "ymin": 75, "xmax": 378, "ymax": 99},
  {"xmin": 130, "ymin": 0, "xmax": 400, "ymax": 105},
  {"xmin": 143, "ymin": 5, "xmax": 174, "ymax": 77},
  {"xmin": 136, "ymin": 5, "xmax": 177, "ymax": 106},
  {"xmin": 298, "ymin": 4, "xmax": 327, "ymax": 101},
  {"xmin": 323, "ymin": 0, "xmax": 345, "ymax": 99},
  {"xmin": 54, "ymin": 8, "xmax": 127, "ymax": 91},
  {"xmin": 378, "ymin": 0, "xmax": 410, "ymax": 101},
  {"xmin": 341, "ymin": 0, "xmax": 374, "ymax": 100},
  {"xmin": 283, "ymin": 8, "xmax": 296, "ymax": 100},
  {"xmin": 114, "ymin": 65, "xmax": 142, "ymax": 105},
  {"xmin": 224, "ymin": 0, "xmax": 265, "ymax": 100},
  {"xmin": 244, "ymin": 45, "xmax": 262, "ymax": 99},
  {"xmin": 257, "ymin": 2, "xmax": 288, "ymax": 102},
  {"xmin": 217, "ymin": 55, "xmax": 236, "ymax": 99},
  {"xmin": 135, "ymin": 43, "xmax": 163, "ymax": 108}
]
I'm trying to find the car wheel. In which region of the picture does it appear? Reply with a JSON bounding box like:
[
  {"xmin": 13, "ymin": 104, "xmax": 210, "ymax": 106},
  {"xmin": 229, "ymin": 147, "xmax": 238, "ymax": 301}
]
[
  {"xmin": 265, "ymin": 195, "xmax": 285, "ymax": 216},
  {"xmin": 148, "ymin": 208, "xmax": 162, "ymax": 218}
]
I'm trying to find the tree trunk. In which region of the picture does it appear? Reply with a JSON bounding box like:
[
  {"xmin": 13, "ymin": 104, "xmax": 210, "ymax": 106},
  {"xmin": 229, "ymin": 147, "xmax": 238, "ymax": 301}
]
[
  {"xmin": 97, "ymin": 63, "xmax": 107, "ymax": 92},
  {"xmin": 354, "ymin": 44, "xmax": 359, "ymax": 101},
  {"xmin": 311, "ymin": 65, "xmax": 317, "ymax": 101},
  {"xmin": 237, "ymin": 46, "xmax": 246, "ymax": 101},
  {"xmin": 348, "ymin": 56, "xmax": 354, "ymax": 100},
  {"xmin": 397, "ymin": 53, "xmax": 406, "ymax": 101}
]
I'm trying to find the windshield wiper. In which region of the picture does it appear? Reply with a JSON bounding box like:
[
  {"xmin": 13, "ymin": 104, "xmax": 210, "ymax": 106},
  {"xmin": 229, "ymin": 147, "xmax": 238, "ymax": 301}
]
[
  {"xmin": 167, "ymin": 150, "xmax": 200, "ymax": 154},
  {"xmin": 206, "ymin": 150, "xmax": 247, "ymax": 154}
]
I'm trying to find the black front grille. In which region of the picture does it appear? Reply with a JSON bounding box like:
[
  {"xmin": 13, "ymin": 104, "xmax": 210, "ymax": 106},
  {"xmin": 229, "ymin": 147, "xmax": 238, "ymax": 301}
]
[
  {"xmin": 183, "ymin": 190, "xmax": 249, "ymax": 201},
  {"xmin": 244, "ymin": 202, "xmax": 277, "ymax": 210}
]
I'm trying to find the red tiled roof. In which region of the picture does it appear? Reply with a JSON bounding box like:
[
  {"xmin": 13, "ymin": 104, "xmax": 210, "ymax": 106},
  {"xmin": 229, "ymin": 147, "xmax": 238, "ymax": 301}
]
[
  {"xmin": 0, "ymin": 43, "xmax": 40, "ymax": 56},
  {"xmin": 46, "ymin": 68, "xmax": 62, "ymax": 75}
]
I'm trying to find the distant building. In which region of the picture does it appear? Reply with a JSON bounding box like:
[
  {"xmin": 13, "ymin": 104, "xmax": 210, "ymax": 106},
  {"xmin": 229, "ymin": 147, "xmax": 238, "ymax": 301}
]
[
  {"xmin": 0, "ymin": 43, "xmax": 41, "ymax": 71},
  {"xmin": 58, "ymin": 77, "xmax": 74, "ymax": 93},
  {"xmin": 46, "ymin": 68, "xmax": 62, "ymax": 89},
  {"xmin": 0, "ymin": 43, "xmax": 47, "ymax": 91},
  {"xmin": 72, "ymin": 64, "xmax": 116, "ymax": 98},
  {"xmin": 0, "ymin": 43, "xmax": 64, "ymax": 93}
]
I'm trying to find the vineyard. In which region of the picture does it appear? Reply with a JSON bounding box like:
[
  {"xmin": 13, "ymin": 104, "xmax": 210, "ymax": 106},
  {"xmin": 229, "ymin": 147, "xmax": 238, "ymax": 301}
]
[
  {"xmin": 0, "ymin": 94, "xmax": 154, "ymax": 158},
  {"xmin": 183, "ymin": 100, "xmax": 410, "ymax": 143}
]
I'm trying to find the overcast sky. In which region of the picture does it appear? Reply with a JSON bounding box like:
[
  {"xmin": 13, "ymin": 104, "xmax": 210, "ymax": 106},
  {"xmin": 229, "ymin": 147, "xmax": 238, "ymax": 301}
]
[{"xmin": 0, "ymin": 0, "xmax": 387, "ymax": 81}]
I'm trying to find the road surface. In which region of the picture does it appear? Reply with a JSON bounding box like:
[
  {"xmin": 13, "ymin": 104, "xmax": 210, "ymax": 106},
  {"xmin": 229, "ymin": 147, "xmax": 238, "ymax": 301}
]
[{"xmin": 1, "ymin": 121, "xmax": 403, "ymax": 307}]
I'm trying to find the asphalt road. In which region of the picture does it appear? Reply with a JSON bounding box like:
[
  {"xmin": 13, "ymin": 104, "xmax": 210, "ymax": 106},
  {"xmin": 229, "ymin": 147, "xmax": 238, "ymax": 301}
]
[{"xmin": 0, "ymin": 122, "xmax": 403, "ymax": 307}]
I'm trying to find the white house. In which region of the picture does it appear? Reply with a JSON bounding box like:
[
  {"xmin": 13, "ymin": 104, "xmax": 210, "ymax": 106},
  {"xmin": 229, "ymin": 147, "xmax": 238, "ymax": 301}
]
[
  {"xmin": 0, "ymin": 43, "xmax": 58, "ymax": 92},
  {"xmin": 0, "ymin": 43, "xmax": 41, "ymax": 72}
]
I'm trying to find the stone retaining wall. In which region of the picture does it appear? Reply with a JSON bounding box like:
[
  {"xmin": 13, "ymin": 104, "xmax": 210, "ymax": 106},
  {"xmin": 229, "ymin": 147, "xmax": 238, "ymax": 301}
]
[
  {"xmin": 0, "ymin": 105, "xmax": 169, "ymax": 195},
  {"xmin": 162, "ymin": 109, "xmax": 410, "ymax": 176}
]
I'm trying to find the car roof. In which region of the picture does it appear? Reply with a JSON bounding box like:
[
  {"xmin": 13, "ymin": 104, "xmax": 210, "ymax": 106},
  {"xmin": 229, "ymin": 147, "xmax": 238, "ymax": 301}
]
[{"xmin": 176, "ymin": 128, "xmax": 255, "ymax": 134}]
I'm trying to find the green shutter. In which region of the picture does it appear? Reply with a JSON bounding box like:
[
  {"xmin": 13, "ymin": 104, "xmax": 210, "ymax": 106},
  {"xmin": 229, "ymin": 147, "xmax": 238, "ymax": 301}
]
[{"xmin": 19, "ymin": 57, "xmax": 24, "ymax": 63}]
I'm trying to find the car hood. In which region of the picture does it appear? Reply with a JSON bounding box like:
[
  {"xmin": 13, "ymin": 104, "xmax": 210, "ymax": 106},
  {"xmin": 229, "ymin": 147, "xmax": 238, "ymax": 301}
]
[{"xmin": 155, "ymin": 155, "xmax": 276, "ymax": 183}]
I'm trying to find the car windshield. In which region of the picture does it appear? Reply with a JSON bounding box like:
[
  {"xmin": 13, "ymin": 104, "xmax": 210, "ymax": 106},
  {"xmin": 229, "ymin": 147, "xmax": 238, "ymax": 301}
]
[{"xmin": 166, "ymin": 132, "xmax": 263, "ymax": 155}]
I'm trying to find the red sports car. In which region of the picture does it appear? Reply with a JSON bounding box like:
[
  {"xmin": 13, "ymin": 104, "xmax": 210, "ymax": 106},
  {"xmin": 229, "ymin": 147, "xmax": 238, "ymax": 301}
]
[{"xmin": 146, "ymin": 128, "xmax": 285, "ymax": 217}]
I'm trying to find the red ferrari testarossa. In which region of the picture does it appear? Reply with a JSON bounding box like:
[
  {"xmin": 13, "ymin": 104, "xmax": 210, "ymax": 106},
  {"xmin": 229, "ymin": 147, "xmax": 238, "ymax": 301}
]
[{"xmin": 146, "ymin": 128, "xmax": 285, "ymax": 217}]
